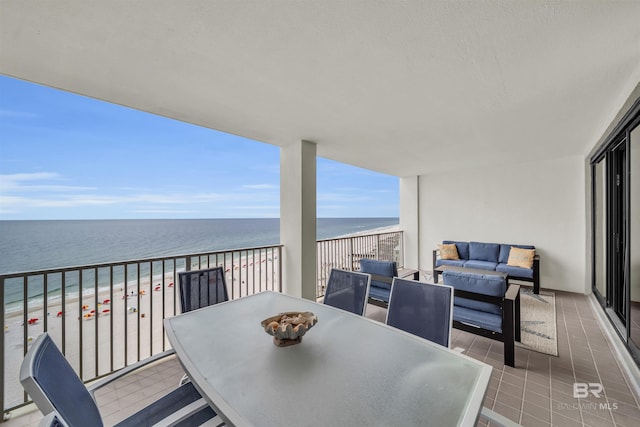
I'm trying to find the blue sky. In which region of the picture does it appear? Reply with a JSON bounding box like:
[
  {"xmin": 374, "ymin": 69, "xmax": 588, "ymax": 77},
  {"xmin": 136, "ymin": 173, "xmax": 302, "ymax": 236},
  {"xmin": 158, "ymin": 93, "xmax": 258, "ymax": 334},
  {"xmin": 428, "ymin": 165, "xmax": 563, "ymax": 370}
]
[{"xmin": 0, "ymin": 76, "xmax": 398, "ymax": 220}]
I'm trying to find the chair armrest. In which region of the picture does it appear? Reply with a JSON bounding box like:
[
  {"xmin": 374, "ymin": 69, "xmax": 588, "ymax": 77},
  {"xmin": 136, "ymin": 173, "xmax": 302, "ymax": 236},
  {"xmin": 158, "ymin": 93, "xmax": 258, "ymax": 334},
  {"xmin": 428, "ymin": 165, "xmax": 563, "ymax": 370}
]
[
  {"xmin": 504, "ymin": 284, "xmax": 520, "ymax": 301},
  {"xmin": 432, "ymin": 249, "xmax": 439, "ymax": 270},
  {"xmin": 38, "ymin": 412, "xmax": 69, "ymax": 427},
  {"xmin": 532, "ymin": 254, "xmax": 541, "ymax": 294},
  {"xmin": 150, "ymin": 398, "xmax": 222, "ymax": 427},
  {"xmin": 532, "ymin": 255, "xmax": 540, "ymax": 272},
  {"xmin": 480, "ymin": 407, "xmax": 520, "ymax": 427},
  {"xmin": 87, "ymin": 349, "xmax": 175, "ymax": 395}
]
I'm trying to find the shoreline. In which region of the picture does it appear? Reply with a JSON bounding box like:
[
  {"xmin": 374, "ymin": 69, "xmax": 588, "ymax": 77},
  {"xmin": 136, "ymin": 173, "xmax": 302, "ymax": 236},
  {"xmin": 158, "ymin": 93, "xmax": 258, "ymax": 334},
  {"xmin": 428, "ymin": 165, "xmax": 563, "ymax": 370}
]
[
  {"xmin": 333, "ymin": 224, "xmax": 400, "ymax": 239},
  {"xmin": 3, "ymin": 223, "xmax": 400, "ymax": 315}
]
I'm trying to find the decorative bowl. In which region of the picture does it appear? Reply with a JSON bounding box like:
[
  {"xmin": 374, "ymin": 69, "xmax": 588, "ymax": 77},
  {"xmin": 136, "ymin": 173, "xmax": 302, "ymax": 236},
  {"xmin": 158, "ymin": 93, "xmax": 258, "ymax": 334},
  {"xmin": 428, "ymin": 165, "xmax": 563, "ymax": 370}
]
[{"xmin": 261, "ymin": 311, "xmax": 318, "ymax": 347}]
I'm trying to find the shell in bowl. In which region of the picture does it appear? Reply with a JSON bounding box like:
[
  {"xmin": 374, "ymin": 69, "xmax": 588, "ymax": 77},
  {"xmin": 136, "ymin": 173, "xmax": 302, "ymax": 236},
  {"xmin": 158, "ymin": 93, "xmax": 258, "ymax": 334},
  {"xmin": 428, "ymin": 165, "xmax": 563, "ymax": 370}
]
[{"xmin": 261, "ymin": 311, "xmax": 318, "ymax": 347}]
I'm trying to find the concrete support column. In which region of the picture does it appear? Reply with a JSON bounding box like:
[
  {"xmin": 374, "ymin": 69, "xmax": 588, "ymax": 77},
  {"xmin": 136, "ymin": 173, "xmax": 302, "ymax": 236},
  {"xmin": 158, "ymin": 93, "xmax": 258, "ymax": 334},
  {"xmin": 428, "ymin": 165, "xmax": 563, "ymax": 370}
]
[
  {"xmin": 400, "ymin": 176, "xmax": 420, "ymax": 270},
  {"xmin": 280, "ymin": 140, "xmax": 317, "ymax": 299}
]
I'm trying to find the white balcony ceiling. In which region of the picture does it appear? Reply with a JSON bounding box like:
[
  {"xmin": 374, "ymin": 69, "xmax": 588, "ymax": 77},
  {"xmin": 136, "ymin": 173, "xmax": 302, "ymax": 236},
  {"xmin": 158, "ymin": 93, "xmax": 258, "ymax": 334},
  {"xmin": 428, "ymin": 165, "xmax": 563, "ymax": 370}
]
[{"xmin": 1, "ymin": 1, "xmax": 639, "ymax": 176}]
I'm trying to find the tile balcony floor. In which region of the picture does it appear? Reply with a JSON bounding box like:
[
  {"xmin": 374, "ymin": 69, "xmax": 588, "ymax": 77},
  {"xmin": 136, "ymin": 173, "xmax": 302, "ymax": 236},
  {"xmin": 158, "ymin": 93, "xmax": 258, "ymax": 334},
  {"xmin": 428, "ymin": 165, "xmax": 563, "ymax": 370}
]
[{"xmin": 4, "ymin": 291, "xmax": 640, "ymax": 426}]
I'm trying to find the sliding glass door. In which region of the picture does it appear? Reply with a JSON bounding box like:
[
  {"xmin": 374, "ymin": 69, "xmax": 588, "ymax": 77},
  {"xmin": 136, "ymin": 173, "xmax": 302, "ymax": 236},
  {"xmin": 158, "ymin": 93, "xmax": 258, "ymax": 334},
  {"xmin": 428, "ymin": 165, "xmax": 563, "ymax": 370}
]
[
  {"xmin": 592, "ymin": 104, "xmax": 640, "ymax": 355},
  {"xmin": 593, "ymin": 140, "xmax": 627, "ymax": 330}
]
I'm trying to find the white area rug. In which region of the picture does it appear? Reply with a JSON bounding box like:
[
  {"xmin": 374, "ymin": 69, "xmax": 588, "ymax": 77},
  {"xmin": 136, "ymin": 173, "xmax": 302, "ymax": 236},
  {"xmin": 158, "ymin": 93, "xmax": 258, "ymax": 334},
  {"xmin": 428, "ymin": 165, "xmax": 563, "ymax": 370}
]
[{"xmin": 518, "ymin": 289, "xmax": 558, "ymax": 356}]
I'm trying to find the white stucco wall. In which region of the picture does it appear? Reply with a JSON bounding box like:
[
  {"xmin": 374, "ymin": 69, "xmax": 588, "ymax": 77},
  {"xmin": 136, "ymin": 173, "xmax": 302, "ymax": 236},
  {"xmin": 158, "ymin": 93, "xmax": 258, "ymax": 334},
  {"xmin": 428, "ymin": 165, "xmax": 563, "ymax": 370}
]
[
  {"xmin": 280, "ymin": 140, "xmax": 317, "ymax": 299},
  {"xmin": 400, "ymin": 176, "xmax": 420, "ymax": 269},
  {"xmin": 418, "ymin": 155, "xmax": 587, "ymax": 294}
]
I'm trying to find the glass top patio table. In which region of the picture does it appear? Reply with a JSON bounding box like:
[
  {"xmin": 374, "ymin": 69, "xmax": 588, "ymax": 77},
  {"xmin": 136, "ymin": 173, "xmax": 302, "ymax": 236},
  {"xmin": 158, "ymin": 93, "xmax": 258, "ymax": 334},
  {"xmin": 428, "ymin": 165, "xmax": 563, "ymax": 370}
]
[{"xmin": 164, "ymin": 291, "xmax": 492, "ymax": 427}]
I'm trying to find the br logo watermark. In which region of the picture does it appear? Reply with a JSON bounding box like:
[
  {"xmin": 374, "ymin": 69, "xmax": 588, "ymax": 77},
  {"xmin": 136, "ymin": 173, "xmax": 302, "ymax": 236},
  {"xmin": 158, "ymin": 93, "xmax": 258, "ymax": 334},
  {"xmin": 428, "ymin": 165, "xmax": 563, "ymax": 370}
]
[
  {"xmin": 557, "ymin": 383, "xmax": 618, "ymax": 411},
  {"xmin": 573, "ymin": 382, "xmax": 603, "ymax": 398}
]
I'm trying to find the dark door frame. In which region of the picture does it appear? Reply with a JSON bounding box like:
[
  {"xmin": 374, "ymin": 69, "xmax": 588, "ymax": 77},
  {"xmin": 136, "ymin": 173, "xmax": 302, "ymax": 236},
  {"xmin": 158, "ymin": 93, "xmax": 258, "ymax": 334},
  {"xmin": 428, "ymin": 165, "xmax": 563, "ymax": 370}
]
[{"xmin": 590, "ymin": 98, "xmax": 640, "ymax": 355}]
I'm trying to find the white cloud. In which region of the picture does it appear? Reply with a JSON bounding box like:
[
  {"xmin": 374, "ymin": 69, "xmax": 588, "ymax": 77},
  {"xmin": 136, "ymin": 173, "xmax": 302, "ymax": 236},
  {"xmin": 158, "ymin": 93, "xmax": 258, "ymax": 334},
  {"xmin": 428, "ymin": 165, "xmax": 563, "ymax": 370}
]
[
  {"xmin": 132, "ymin": 209, "xmax": 198, "ymax": 214},
  {"xmin": 0, "ymin": 195, "xmax": 118, "ymax": 208},
  {"xmin": 0, "ymin": 186, "xmax": 280, "ymax": 218},
  {"xmin": 242, "ymin": 184, "xmax": 279, "ymax": 190},
  {"xmin": 317, "ymin": 192, "xmax": 372, "ymax": 203},
  {"xmin": 0, "ymin": 172, "xmax": 60, "ymax": 183},
  {"xmin": 0, "ymin": 172, "xmax": 97, "ymax": 192},
  {"xmin": 0, "ymin": 109, "xmax": 38, "ymax": 118}
]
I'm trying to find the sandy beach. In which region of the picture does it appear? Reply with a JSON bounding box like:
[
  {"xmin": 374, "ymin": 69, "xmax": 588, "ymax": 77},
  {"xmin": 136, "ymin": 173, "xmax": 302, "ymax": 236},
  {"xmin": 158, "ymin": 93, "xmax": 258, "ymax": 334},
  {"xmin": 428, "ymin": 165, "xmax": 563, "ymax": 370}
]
[{"xmin": 2, "ymin": 252, "xmax": 281, "ymax": 409}]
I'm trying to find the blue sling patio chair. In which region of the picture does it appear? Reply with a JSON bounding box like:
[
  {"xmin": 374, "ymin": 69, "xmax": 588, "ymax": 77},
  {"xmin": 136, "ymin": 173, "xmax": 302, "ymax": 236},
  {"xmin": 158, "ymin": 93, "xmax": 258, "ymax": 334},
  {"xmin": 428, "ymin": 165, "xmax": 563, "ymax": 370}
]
[
  {"xmin": 20, "ymin": 333, "xmax": 221, "ymax": 427},
  {"xmin": 358, "ymin": 258, "xmax": 398, "ymax": 308},
  {"xmin": 386, "ymin": 278, "xmax": 454, "ymax": 347},
  {"xmin": 177, "ymin": 266, "xmax": 230, "ymax": 385},
  {"xmin": 323, "ymin": 269, "xmax": 371, "ymax": 316},
  {"xmin": 178, "ymin": 266, "xmax": 229, "ymax": 314}
]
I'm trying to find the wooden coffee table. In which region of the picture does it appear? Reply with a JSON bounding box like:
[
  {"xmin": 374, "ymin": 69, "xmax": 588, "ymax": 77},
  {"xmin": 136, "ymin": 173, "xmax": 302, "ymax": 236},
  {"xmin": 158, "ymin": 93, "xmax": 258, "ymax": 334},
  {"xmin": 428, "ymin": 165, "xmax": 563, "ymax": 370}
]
[{"xmin": 398, "ymin": 268, "xmax": 420, "ymax": 280}]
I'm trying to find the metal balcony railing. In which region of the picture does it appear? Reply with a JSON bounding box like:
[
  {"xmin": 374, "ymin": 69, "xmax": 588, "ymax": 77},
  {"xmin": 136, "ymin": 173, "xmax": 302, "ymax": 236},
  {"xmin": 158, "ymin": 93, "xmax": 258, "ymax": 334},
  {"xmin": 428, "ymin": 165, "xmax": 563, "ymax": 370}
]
[
  {"xmin": 316, "ymin": 230, "xmax": 404, "ymax": 297},
  {"xmin": 1, "ymin": 230, "xmax": 403, "ymax": 418},
  {"xmin": 0, "ymin": 245, "xmax": 282, "ymax": 417}
]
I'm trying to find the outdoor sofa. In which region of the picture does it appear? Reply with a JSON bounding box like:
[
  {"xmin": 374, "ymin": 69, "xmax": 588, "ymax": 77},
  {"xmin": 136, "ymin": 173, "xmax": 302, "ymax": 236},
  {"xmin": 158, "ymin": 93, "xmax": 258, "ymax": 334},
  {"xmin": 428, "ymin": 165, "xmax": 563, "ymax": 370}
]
[{"xmin": 433, "ymin": 240, "xmax": 540, "ymax": 294}]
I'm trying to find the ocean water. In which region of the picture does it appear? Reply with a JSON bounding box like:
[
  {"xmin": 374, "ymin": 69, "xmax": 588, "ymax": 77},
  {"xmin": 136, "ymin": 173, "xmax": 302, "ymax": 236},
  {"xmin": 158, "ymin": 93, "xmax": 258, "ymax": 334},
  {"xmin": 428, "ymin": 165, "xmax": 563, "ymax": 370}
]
[
  {"xmin": 0, "ymin": 218, "xmax": 398, "ymax": 274},
  {"xmin": 0, "ymin": 218, "xmax": 398, "ymax": 309}
]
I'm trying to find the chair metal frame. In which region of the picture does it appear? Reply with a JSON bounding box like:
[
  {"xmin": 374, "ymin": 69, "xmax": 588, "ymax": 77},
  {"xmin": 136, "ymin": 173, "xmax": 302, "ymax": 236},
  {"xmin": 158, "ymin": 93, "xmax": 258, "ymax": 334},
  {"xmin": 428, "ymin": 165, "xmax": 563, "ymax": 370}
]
[
  {"xmin": 178, "ymin": 266, "xmax": 229, "ymax": 314},
  {"xmin": 358, "ymin": 258, "xmax": 398, "ymax": 308},
  {"xmin": 323, "ymin": 268, "xmax": 371, "ymax": 316},
  {"xmin": 177, "ymin": 266, "xmax": 230, "ymax": 386},
  {"xmin": 386, "ymin": 278, "xmax": 454, "ymax": 347},
  {"xmin": 20, "ymin": 333, "xmax": 222, "ymax": 427},
  {"xmin": 38, "ymin": 412, "xmax": 68, "ymax": 427}
]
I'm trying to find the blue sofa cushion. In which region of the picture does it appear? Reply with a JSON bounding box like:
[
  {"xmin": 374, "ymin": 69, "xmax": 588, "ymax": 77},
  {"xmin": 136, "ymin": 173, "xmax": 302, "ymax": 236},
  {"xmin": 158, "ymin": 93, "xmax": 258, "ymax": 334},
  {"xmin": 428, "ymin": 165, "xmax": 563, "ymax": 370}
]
[
  {"xmin": 435, "ymin": 259, "xmax": 466, "ymax": 268},
  {"xmin": 442, "ymin": 270, "xmax": 505, "ymax": 315},
  {"xmin": 443, "ymin": 240, "xmax": 469, "ymax": 260},
  {"xmin": 463, "ymin": 260, "xmax": 498, "ymax": 271},
  {"xmin": 469, "ymin": 242, "xmax": 500, "ymax": 262},
  {"xmin": 453, "ymin": 306, "xmax": 502, "ymax": 333},
  {"xmin": 496, "ymin": 263, "xmax": 534, "ymax": 279},
  {"xmin": 498, "ymin": 244, "xmax": 536, "ymax": 264},
  {"xmin": 359, "ymin": 259, "xmax": 397, "ymax": 291}
]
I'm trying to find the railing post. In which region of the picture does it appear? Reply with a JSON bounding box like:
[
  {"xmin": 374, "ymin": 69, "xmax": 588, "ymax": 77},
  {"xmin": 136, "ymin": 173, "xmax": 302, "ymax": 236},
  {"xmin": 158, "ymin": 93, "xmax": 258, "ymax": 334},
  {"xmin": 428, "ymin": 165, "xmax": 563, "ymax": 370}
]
[
  {"xmin": 400, "ymin": 232, "xmax": 405, "ymax": 267},
  {"xmin": 1, "ymin": 277, "xmax": 5, "ymax": 421},
  {"xmin": 349, "ymin": 237, "xmax": 354, "ymax": 271},
  {"xmin": 278, "ymin": 246, "xmax": 283, "ymax": 293},
  {"xmin": 79, "ymin": 269, "xmax": 84, "ymax": 379}
]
